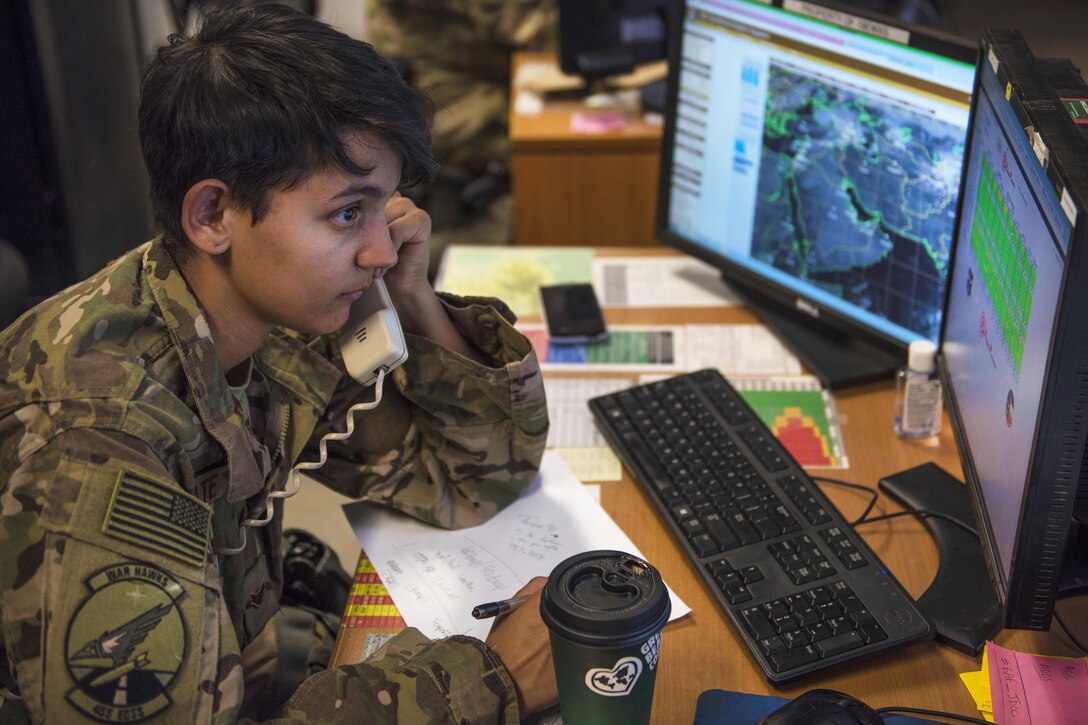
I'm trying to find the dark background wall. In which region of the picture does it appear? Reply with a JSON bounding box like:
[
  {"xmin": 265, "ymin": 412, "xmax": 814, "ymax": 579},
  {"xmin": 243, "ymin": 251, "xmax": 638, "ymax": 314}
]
[
  {"xmin": 941, "ymin": 0, "xmax": 1088, "ymax": 73},
  {"xmin": 1, "ymin": 1, "xmax": 153, "ymax": 305}
]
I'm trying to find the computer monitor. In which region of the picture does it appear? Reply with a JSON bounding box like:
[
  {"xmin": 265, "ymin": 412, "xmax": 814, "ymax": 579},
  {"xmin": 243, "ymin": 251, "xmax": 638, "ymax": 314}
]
[
  {"xmin": 557, "ymin": 0, "xmax": 671, "ymax": 83},
  {"xmin": 656, "ymin": 0, "xmax": 976, "ymax": 387},
  {"xmin": 940, "ymin": 30, "xmax": 1088, "ymax": 631}
]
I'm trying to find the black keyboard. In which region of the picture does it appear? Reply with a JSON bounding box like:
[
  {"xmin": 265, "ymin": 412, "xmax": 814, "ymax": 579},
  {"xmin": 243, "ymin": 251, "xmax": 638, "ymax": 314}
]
[{"xmin": 589, "ymin": 369, "xmax": 931, "ymax": 684}]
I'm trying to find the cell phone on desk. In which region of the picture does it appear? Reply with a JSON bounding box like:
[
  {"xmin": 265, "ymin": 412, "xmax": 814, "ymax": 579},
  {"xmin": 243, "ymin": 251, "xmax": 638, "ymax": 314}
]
[
  {"xmin": 539, "ymin": 283, "xmax": 609, "ymax": 344},
  {"xmin": 338, "ymin": 278, "xmax": 408, "ymax": 385}
]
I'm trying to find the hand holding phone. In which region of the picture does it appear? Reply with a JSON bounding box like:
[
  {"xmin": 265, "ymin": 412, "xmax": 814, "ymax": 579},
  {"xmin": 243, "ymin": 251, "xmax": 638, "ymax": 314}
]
[
  {"xmin": 338, "ymin": 279, "xmax": 408, "ymax": 385},
  {"xmin": 539, "ymin": 283, "xmax": 609, "ymax": 344}
]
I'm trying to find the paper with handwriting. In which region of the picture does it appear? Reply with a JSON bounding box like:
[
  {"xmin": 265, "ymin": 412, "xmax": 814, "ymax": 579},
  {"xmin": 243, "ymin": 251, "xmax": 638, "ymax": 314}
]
[
  {"xmin": 342, "ymin": 452, "xmax": 690, "ymax": 641},
  {"xmin": 986, "ymin": 640, "xmax": 1088, "ymax": 724}
]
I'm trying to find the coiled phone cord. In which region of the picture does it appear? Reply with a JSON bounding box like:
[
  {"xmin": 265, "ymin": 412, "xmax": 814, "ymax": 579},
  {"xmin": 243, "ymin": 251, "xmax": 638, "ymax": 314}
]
[{"xmin": 213, "ymin": 367, "xmax": 387, "ymax": 556}]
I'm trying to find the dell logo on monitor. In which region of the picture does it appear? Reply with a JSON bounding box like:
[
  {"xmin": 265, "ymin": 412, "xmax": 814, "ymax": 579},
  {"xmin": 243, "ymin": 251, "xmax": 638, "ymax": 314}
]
[{"xmin": 795, "ymin": 298, "xmax": 820, "ymax": 318}]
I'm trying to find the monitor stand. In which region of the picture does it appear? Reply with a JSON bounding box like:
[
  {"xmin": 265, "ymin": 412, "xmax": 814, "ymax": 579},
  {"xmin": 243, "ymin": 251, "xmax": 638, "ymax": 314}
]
[
  {"xmin": 727, "ymin": 279, "xmax": 903, "ymax": 389},
  {"xmin": 1057, "ymin": 521, "xmax": 1088, "ymax": 598},
  {"xmin": 878, "ymin": 463, "xmax": 1003, "ymax": 655}
]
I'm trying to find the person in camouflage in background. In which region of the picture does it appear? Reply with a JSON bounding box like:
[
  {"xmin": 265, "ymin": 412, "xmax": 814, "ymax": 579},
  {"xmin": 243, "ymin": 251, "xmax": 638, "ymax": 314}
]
[
  {"xmin": 0, "ymin": 5, "xmax": 555, "ymax": 723},
  {"xmin": 368, "ymin": 0, "xmax": 557, "ymax": 267}
]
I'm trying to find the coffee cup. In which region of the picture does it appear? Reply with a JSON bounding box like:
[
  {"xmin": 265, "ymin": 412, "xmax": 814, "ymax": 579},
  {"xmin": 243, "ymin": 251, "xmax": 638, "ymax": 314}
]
[{"xmin": 539, "ymin": 550, "xmax": 671, "ymax": 724}]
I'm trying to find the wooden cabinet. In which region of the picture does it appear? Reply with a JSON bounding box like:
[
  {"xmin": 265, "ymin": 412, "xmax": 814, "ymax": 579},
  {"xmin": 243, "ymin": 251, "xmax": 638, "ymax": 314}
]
[{"xmin": 509, "ymin": 52, "xmax": 663, "ymax": 246}]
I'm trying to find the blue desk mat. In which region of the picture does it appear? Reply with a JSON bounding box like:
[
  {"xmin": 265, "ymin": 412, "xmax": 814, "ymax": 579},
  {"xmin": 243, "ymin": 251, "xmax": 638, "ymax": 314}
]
[{"xmin": 693, "ymin": 689, "xmax": 943, "ymax": 724}]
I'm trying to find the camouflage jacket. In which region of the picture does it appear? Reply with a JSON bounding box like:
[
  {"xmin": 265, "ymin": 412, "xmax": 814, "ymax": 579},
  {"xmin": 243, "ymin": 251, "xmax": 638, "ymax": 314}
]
[
  {"xmin": 0, "ymin": 239, "xmax": 548, "ymax": 723},
  {"xmin": 368, "ymin": 0, "xmax": 557, "ymax": 174}
]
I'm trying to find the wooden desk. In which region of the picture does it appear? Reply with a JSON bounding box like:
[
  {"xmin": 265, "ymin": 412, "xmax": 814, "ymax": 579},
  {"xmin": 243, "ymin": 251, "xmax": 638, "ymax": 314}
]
[
  {"xmin": 509, "ymin": 52, "xmax": 662, "ymax": 247},
  {"xmin": 335, "ymin": 248, "xmax": 1087, "ymax": 722}
]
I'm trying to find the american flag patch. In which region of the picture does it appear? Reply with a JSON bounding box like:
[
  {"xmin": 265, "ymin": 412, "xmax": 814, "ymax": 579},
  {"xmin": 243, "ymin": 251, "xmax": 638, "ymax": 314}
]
[{"xmin": 103, "ymin": 471, "xmax": 212, "ymax": 567}]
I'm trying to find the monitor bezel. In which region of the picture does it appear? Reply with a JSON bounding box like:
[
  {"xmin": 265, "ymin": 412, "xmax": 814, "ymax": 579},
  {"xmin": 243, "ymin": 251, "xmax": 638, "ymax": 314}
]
[
  {"xmin": 655, "ymin": 0, "xmax": 977, "ymax": 381},
  {"xmin": 557, "ymin": 0, "xmax": 672, "ymax": 82},
  {"xmin": 938, "ymin": 30, "xmax": 1088, "ymax": 631}
]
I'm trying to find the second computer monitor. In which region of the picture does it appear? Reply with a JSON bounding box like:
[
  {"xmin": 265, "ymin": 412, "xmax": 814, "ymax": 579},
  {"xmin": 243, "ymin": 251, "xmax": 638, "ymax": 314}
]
[
  {"xmin": 941, "ymin": 30, "xmax": 1088, "ymax": 630},
  {"xmin": 657, "ymin": 0, "xmax": 976, "ymax": 385}
]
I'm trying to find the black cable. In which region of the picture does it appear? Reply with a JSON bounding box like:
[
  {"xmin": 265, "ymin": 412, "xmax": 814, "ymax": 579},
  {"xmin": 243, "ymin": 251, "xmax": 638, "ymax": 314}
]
[
  {"xmin": 854, "ymin": 509, "xmax": 979, "ymax": 538},
  {"xmin": 811, "ymin": 476, "xmax": 880, "ymax": 526},
  {"xmin": 875, "ymin": 705, "xmax": 991, "ymax": 724},
  {"xmin": 1054, "ymin": 608, "xmax": 1088, "ymax": 656}
]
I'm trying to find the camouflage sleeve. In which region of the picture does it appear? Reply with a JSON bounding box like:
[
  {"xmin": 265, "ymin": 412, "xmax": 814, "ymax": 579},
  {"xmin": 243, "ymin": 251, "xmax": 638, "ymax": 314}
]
[
  {"xmin": 0, "ymin": 422, "xmax": 522, "ymax": 724},
  {"xmin": 307, "ymin": 294, "xmax": 549, "ymax": 529},
  {"xmin": 0, "ymin": 425, "xmax": 229, "ymax": 723},
  {"xmin": 273, "ymin": 627, "xmax": 519, "ymax": 724}
]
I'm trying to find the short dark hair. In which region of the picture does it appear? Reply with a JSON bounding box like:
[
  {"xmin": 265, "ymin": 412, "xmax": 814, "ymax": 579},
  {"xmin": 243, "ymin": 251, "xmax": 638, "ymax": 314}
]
[{"xmin": 139, "ymin": 3, "xmax": 437, "ymax": 257}]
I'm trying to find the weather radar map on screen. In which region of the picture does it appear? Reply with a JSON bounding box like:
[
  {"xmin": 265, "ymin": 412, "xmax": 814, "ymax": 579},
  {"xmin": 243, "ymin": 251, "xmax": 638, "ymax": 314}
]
[
  {"xmin": 663, "ymin": 0, "xmax": 975, "ymax": 346},
  {"xmin": 755, "ymin": 62, "xmax": 966, "ymax": 340}
]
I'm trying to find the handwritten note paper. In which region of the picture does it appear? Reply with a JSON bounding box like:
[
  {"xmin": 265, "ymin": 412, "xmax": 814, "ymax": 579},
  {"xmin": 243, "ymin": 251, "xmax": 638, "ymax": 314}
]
[
  {"xmin": 343, "ymin": 452, "xmax": 690, "ymax": 641},
  {"xmin": 960, "ymin": 648, "xmax": 995, "ymax": 722},
  {"xmin": 986, "ymin": 641, "xmax": 1088, "ymax": 724}
]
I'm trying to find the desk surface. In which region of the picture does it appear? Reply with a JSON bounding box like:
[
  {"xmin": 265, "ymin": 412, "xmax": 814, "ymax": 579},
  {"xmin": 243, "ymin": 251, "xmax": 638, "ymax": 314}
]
[{"xmin": 335, "ymin": 247, "xmax": 1087, "ymax": 723}]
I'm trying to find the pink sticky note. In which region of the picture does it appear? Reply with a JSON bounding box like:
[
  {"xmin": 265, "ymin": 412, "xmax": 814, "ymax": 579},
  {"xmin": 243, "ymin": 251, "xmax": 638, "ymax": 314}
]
[
  {"xmin": 570, "ymin": 110, "xmax": 627, "ymax": 134},
  {"xmin": 986, "ymin": 641, "xmax": 1088, "ymax": 724}
]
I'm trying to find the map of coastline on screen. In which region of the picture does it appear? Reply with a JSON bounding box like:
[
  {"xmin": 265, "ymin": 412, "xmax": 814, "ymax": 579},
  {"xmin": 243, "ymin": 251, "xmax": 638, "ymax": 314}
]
[{"xmin": 665, "ymin": 0, "xmax": 975, "ymax": 344}]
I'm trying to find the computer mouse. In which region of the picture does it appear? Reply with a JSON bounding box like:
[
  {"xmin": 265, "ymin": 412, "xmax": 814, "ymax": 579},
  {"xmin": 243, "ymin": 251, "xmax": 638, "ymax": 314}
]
[{"xmin": 757, "ymin": 688, "xmax": 884, "ymax": 725}]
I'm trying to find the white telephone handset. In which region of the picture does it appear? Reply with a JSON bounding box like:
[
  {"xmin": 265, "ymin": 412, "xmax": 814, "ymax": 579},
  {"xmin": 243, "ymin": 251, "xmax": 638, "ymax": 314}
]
[
  {"xmin": 213, "ymin": 278, "xmax": 408, "ymax": 556},
  {"xmin": 338, "ymin": 278, "xmax": 408, "ymax": 385}
]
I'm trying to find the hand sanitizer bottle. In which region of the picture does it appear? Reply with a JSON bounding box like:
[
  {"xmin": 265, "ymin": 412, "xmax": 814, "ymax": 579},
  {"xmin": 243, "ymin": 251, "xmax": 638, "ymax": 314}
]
[{"xmin": 894, "ymin": 340, "xmax": 942, "ymax": 438}]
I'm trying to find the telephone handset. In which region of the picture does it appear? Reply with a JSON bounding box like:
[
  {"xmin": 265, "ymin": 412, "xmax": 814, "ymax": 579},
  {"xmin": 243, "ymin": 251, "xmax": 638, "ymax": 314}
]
[
  {"xmin": 215, "ymin": 278, "xmax": 408, "ymax": 556},
  {"xmin": 338, "ymin": 278, "xmax": 408, "ymax": 386}
]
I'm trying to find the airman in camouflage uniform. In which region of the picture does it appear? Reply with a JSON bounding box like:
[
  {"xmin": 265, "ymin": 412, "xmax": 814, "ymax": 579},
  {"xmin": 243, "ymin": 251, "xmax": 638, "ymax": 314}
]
[
  {"xmin": 0, "ymin": 6, "xmax": 552, "ymax": 723},
  {"xmin": 368, "ymin": 0, "xmax": 558, "ymax": 255}
]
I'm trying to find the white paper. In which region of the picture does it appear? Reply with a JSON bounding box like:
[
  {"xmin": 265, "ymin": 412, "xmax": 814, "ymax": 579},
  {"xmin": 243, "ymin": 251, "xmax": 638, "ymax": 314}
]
[
  {"xmin": 544, "ymin": 377, "xmax": 632, "ymax": 448},
  {"xmin": 343, "ymin": 452, "xmax": 690, "ymax": 641},
  {"xmin": 592, "ymin": 256, "xmax": 741, "ymax": 308},
  {"xmin": 685, "ymin": 324, "xmax": 803, "ymax": 375}
]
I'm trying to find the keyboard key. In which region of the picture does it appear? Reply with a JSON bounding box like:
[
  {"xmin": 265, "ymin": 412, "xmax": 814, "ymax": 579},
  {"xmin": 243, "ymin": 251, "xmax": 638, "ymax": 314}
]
[
  {"xmin": 724, "ymin": 584, "xmax": 752, "ymax": 604},
  {"xmin": 706, "ymin": 558, "xmax": 734, "ymax": 575},
  {"xmin": 784, "ymin": 594, "xmax": 808, "ymax": 611},
  {"xmin": 760, "ymin": 636, "xmax": 786, "ymax": 656},
  {"xmin": 702, "ymin": 513, "xmax": 741, "ymax": 551},
  {"xmin": 681, "ymin": 518, "xmax": 704, "ymax": 538},
  {"xmin": 844, "ymin": 552, "xmax": 869, "ymax": 569},
  {"xmin": 768, "ymin": 645, "xmax": 820, "ymax": 672},
  {"xmin": 850, "ymin": 609, "xmax": 877, "ymax": 628},
  {"xmin": 795, "ymin": 607, "xmax": 822, "ymax": 628},
  {"xmin": 839, "ymin": 595, "xmax": 864, "ymax": 613},
  {"xmin": 815, "ymin": 631, "xmax": 864, "ymax": 658},
  {"xmin": 690, "ymin": 534, "xmax": 718, "ymax": 557},
  {"xmin": 740, "ymin": 566, "xmax": 764, "ymax": 584},
  {"xmin": 714, "ymin": 569, "xmax": 741, "ymax": 589},
  {"xmin": 771, "ymin": 614, "xmax": 795, "ymax": 633},
  {"xmin": 781, "ymin": 629, "xmax": 810, "ymax": 649},
  {"xmin": 764, "ymin": 601, "xmax": 790, "ymax": 619},
  {"xmin": 826, "ymin": 616, "xmax": 852, "ymax": 635},
  {"xmin": 860, "ymin": 623, "xmax": 888, "ymax": 644},
  {"xmin": 742, "ymin": 607, "xmax": 777, "ymax": 640}
]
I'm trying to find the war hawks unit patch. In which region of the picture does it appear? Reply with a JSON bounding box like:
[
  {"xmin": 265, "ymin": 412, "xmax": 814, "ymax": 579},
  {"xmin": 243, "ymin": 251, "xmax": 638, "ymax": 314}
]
[{"xmin": 65, "ymin": 563, "xmax": 187, "ymax": 722}]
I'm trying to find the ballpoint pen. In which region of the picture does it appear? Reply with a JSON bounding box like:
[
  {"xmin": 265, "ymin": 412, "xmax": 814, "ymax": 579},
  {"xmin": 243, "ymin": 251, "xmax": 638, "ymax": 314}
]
[{"xmin": 471, "ymin": 595, "xmax": 530, "ymax": 619}]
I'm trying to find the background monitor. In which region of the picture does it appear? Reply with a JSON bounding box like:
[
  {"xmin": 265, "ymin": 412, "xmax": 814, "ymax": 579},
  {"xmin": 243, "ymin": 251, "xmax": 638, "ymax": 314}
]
[
  {"xmin": 656, "ymin": 0, "xmax": 976, "ymax": 387},
  {"xmin": 940, "ymin": 30, "xmax": 1088, "ymax": 630},
  {"xmin": 558, "ymin": 0, "xmax": 671, "ymax": 83}
]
